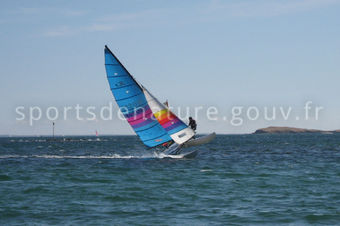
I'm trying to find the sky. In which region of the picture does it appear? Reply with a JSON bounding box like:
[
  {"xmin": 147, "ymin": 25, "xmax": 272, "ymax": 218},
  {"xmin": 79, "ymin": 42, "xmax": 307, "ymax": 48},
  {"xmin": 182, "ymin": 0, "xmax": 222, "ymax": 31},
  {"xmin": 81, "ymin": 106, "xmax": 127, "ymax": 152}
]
[{"xmin": 0, "ymin": 0, "xmax": 339, "ymax": 136}]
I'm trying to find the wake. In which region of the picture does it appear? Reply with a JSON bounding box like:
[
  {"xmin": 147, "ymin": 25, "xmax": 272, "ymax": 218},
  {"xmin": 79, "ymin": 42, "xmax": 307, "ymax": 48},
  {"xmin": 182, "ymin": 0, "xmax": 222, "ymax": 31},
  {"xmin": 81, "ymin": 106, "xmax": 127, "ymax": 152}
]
[{"xmin": 0, "ymin": 153, "xmax": 185, "ymax": 159}]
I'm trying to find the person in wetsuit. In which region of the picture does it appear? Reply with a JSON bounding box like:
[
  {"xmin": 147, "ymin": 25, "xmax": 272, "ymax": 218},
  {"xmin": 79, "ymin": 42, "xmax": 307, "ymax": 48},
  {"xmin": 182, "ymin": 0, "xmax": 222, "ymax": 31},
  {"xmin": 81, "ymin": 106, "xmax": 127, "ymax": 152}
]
[{"xmin": 188, "ymin": 117, "xmax": 197, "ymax": 131}]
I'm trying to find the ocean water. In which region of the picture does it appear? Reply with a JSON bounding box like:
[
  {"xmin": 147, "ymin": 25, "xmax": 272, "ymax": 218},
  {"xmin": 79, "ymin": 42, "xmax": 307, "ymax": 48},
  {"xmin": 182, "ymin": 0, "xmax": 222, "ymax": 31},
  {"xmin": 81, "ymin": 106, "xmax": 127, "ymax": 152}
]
[{"xmin": 0, "ymin": 134, "xmax": 339, "ymax": 225}]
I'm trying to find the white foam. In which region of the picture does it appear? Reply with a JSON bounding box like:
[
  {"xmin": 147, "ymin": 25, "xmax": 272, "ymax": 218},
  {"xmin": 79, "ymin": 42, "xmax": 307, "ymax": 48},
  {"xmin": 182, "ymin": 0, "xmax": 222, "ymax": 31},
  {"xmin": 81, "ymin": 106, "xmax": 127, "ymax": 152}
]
[
  {"xmin": 0, "ymin": 153, "xmax": 185, "ymax": 159},
  {"xmin": 157, "ymin": 153, "xmax": 186, "ymax": 159},
  {"xmin": 200, "ymin": 169, "xmax": 213, "ymax": 172}
]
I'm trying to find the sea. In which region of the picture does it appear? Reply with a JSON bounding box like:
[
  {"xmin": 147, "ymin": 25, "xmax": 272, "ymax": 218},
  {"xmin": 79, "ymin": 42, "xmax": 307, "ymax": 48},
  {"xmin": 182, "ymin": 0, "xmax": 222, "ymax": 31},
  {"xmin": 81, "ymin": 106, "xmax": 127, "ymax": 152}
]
[{"xmin": 0, "ymin": 134, "xmax": 339, "ymax": 225}]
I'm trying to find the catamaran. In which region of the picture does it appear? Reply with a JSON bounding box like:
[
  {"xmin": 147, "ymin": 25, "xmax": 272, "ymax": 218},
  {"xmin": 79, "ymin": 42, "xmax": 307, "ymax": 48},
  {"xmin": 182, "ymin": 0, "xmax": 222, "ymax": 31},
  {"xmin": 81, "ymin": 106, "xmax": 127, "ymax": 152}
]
[{"xmin": 104, "ymin": 45, "xmax": 215, "ymax": 157}]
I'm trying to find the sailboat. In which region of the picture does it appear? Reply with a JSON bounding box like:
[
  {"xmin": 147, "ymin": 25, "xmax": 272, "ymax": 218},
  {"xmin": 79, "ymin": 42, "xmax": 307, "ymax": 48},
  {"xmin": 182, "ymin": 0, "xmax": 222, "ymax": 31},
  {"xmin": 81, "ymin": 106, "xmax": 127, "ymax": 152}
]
[
  {"xmin": 104, "ymin": 45, "xmax": 215, "ymax": 157},
  {"xmin": 95, "ymin": 130, "xmax": 100, "ymax": 141}
]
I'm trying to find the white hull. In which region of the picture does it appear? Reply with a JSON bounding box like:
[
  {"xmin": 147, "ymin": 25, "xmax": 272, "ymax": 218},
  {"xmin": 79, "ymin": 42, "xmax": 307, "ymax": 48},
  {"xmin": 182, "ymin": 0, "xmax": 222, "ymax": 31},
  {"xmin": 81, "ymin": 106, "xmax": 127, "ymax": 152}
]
[
  {"xmin": 183, "ymin": 132, "xmax": 216, "ymax": 148},
  {"xmin": 163, "ymin": 132, "xmax": 216, "ymax": 157}
]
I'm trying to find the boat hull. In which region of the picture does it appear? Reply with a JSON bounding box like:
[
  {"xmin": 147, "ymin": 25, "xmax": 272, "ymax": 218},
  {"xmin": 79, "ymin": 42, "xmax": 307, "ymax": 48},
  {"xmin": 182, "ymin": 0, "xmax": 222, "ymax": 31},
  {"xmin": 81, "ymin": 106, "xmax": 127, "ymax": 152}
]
[{"xmin": 183, "ymin": 132, "xmax": 216, "ymax": 148}]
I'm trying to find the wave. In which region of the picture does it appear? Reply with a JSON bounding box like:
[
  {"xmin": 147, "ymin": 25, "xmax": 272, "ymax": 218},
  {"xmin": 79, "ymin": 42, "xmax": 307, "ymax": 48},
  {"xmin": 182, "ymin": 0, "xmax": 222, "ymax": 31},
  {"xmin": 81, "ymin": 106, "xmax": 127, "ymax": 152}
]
[
  {"xmin": 10, "ymin": 138, "xmax": 108, "ymax": 143},
  {"xmin": 0, "ymin": 153, "xmax": 185, "ymax": 159}
]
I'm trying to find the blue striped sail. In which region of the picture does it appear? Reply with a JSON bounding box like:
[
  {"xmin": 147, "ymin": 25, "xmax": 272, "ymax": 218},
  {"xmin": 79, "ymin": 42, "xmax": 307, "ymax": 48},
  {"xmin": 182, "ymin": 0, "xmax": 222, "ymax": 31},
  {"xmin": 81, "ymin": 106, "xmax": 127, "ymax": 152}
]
[{"xmin": 104, "ymin": 46, "xmax": 172, "ymax": 147}]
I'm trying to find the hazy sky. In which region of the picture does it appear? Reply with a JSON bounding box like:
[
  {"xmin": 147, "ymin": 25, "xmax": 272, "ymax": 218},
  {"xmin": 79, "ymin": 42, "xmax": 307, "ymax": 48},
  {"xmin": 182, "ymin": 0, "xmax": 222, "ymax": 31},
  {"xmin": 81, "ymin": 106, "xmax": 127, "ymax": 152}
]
[{"xmin": 0, "ymin": 0, "xmax": 339, "ymax": 136}]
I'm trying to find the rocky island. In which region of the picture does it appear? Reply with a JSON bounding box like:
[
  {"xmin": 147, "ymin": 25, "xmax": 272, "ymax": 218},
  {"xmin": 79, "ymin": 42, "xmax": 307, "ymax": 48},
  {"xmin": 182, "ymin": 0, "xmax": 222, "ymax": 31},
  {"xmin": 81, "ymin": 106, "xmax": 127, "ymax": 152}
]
[{"xmin": 254, "ymin": 126, "xmax": 340, "ymax": 134}]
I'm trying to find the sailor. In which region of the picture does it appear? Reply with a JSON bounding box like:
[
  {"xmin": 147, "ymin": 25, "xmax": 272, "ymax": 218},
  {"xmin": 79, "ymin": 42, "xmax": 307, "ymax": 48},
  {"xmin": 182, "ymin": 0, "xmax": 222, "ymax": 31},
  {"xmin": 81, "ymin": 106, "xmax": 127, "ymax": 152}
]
[{"xmin": 188, "ymin": 117, "xmax": 197, "ymax": 131}]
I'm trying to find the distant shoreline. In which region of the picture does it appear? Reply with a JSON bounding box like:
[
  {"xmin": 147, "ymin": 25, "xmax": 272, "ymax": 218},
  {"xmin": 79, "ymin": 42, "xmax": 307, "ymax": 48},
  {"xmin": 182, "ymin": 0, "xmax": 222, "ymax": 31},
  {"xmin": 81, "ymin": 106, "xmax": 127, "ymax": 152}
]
[{"xmin": 254, "ymin": 126, "xmax": 340, "ymax": 134}]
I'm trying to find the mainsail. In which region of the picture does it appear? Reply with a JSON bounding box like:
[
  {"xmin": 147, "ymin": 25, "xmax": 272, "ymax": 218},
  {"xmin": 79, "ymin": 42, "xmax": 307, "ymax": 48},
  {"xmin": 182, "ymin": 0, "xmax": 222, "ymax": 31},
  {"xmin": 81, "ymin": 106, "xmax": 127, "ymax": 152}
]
[
  {"xmin": 104, "ymin": 45, "xmax": 194, "ymax": 147},
  {"xmin": 104, "ymin": 46, "xmax": 172, "ymax": 147}
]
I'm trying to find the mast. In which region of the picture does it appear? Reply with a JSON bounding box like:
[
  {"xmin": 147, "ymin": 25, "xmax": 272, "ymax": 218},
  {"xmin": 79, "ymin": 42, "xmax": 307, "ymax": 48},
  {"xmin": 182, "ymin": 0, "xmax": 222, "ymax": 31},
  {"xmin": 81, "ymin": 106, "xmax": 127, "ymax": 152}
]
[{"xmin": 52, "ymin": 122, "xmax": 55, "ymax": 139}]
